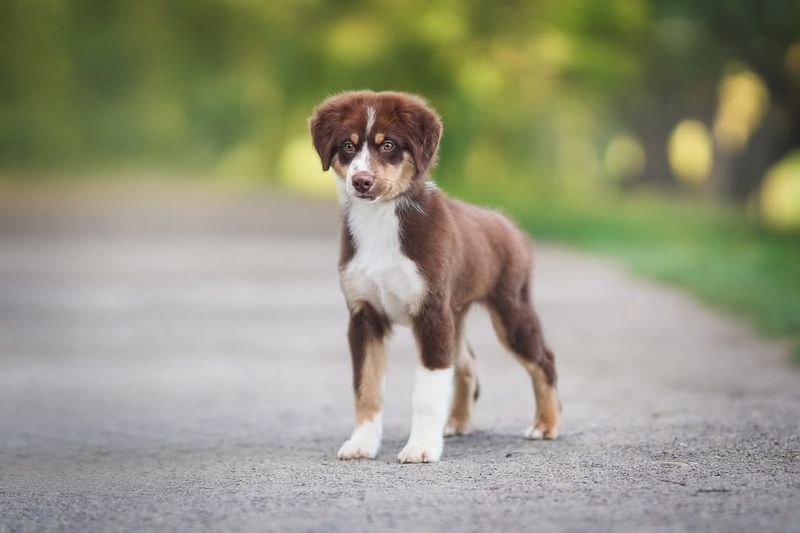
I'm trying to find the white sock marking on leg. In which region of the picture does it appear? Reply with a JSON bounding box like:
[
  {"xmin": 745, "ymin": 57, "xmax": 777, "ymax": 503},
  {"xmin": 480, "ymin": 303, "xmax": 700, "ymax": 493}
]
[
  {"xmin": 398, "ymin": 365, "xmax": 454, "ymax": 463},
  {"xmin": 338, "ymin": 412, "xmax": 383, "ymax": 459}
]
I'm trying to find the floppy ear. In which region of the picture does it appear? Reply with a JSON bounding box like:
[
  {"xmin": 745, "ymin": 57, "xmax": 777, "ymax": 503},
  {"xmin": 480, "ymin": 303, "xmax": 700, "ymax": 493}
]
[
  {"xmin": 309, "ymin": 102, "xmax": 341, "ymax": 171},
  {"xmin": 399, "ymin": 98, "xmax": 443, "ymax": 177}
]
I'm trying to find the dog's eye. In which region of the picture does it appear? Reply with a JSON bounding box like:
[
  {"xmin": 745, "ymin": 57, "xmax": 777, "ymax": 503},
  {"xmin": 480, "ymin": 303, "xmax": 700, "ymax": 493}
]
[
  {"xmin": 342, "ymin": 141, "xmax": 356, "ymax": 154},
  {"xmin": 380, "ymin": 140, "xmax": 395, "ymax": 152}
]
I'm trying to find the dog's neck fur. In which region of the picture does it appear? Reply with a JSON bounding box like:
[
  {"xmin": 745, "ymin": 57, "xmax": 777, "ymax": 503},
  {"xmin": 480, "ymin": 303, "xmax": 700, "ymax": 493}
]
[
  {"xmin": 339, "ymin": 178, "xmax": 434, "ymax": 237},
  {"xmin": 338, "ymin": 178, "xmax": 433, "ymax": 325}
]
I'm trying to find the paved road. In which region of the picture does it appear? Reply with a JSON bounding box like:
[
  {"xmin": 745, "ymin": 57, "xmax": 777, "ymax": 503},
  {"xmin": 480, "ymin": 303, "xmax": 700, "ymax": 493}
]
[{"xmin": 1, "ymin": 185, "xmax": 799, "ymax": 532}]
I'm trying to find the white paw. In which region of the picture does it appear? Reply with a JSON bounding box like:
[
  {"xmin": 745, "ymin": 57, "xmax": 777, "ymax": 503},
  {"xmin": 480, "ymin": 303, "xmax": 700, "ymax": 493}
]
[
  {"xmin": 524, "ymin": 424, "xmax": 559, "ymax": 440},
  {"xmin": 524, "ymin": 426, "xmax": 544, "ymax": 440},
  {"xmin": 443, "ymin": 423, "xmax": 468, "ymax": 437},
  {"xmin": 397, "ymin": 438, "xmax": 443, "ymax": 463},
  {"xmin": 337, "ymin": 436, "xmax": 379, "ymax": 460},
  {"xmin": 337, "ymin": 416, "xmax": 382, "ymax": 460}
]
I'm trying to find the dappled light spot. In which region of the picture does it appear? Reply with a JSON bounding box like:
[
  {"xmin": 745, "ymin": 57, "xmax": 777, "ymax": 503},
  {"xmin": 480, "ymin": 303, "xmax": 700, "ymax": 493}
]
[
  {"xmin": 414, "ymin": 4, "xmax": 466, "ymax": 47},
  {"xmin": 713, "ymin": 69, "xmax": 769, "ymax": 151},
  {"xmin": 279, "ymin": 135, "xmax": 335, "ymax": 197},
  {"xmin": 530, "ymin": 30, "xmax": 572, "ymax": 71},
  {"xmin": 760, "ymin": 151, "xmax": 800, "ymax": 230},
  {"xmin": 457, "ymin": 60, "xmax": 505, "ymax": 101},
  {"xmin": 326, "ymin": 17, "xmax": 388, "ymax": 66},
  {"xmin": 604, "ymin": 134, "xmax": 645, "ymax": 182},
  {"xmin": 668, "ymin": 120, "xmax": 712, "ymax": 185}
]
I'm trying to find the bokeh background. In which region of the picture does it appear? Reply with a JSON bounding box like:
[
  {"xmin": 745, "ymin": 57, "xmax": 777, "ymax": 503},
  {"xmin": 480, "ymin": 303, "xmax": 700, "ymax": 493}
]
[{"xmin": 1, "ymin": 0, "xmax": 799, "ymax": 356}]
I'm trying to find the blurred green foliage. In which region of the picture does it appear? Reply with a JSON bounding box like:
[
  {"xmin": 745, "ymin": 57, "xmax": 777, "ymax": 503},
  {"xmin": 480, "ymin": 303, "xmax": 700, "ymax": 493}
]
[
  {"xmin": 2, "ymin": 0, "xmax": 799, "ymax": 205},
  {"xmin": 508, "ymin": 195, "xmax": 800, "ymax": 339}
]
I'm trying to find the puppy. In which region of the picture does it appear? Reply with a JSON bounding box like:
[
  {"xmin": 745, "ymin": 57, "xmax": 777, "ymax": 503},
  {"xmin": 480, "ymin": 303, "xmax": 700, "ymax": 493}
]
[{"xmin": 309, "ymin": 91, "xmax": 560, "ymax": 463}]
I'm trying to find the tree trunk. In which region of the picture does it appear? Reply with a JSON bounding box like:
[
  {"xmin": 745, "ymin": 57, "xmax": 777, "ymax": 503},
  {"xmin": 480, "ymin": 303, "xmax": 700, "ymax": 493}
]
[
  {"xmin": 623, "ymin": 116, "xmax": 677, "ymax": 191},
  {"xmin": 720, "ymin": 105, "xmax": 800, "ymax": 204}
]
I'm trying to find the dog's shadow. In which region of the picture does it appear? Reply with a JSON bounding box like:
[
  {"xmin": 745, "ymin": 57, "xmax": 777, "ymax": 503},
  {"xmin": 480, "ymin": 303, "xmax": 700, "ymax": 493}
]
[{"xmin": 374, "ymin": 429, "xmax": 572, "ymax": 464}]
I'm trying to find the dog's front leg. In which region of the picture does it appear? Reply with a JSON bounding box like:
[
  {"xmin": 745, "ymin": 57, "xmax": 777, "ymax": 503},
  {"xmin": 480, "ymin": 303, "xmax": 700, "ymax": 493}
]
[
  {"xmin": 338, "ymin": 305, "xmax": 390, "ymax": 460},
  {"xmin": 399, "ymin": 304, "xmax": 455, "ymax": 463}
]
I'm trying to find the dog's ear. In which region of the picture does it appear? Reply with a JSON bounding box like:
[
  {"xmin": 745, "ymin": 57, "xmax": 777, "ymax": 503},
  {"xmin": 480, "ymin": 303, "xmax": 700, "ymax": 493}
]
[
  {"xmin": 399, "ymin": 97, "xmax": 443, "ymax": 177},
  {"xmin": 309, "ymin": 100, "xmax": 342, "ymax": 171}
]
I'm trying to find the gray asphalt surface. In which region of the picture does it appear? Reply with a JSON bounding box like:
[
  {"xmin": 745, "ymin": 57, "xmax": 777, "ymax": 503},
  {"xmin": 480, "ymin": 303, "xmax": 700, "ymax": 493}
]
[{"xmin": 1, "ymin": 185, "xmax": 799, "ymax": 532}]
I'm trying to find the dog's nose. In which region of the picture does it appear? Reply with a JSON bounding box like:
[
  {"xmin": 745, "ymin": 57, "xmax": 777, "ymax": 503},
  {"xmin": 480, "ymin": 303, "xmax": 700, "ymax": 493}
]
[{"xmin": 352, "ymin": 172, "xmax": 374, "ymax": 194}]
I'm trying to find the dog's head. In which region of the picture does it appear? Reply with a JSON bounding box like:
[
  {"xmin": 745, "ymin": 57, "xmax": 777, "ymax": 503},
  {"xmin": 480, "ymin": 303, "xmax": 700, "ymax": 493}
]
[{"xmin": 309, "ymin": 91, "xmax": 442, "ymax": 202}]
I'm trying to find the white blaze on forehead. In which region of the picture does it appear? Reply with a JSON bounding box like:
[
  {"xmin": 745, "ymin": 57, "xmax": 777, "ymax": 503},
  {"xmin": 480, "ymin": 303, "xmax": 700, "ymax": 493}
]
[
  {"xmin": 366, "ymin": 105, "xmax": 376, "ymax": 134},
  {"xmin": 348, "ymin": 140, "xmax": 372, "ymax": 177},
  {"xmin": 345, "ymin": 105, "xmax": 375, "ymax": 188},
  {"xmin": 341, "ymin": 105, "xmax": 377, "ymax": 196}
]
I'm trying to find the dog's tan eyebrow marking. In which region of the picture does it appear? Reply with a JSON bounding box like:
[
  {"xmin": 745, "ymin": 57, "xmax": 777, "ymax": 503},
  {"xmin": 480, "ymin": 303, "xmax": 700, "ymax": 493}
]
[
  {"xmin": 350, "ymin": 133, "xmax": 359, "ymax": 144},
  {"xmin": 374, "ymin": 133, "xmax": 385, "ymax": 144}
]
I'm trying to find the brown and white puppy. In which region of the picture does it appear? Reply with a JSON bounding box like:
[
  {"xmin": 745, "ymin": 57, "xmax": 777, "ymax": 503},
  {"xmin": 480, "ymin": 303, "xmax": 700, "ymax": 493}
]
[{"xmin": 309, "ymin": 91, "xmax": 560, "ymax": 463}]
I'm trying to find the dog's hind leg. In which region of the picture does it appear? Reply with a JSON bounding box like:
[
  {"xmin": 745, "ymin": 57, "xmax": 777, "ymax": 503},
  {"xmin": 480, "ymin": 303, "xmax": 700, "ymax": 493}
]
[
  {"xmin": 487, "ymin": 279, "xmax": 560, "ymax": 440},
  {"xmin": 445, "ymin": 311, "xmax": 479, "ymax": 437}
]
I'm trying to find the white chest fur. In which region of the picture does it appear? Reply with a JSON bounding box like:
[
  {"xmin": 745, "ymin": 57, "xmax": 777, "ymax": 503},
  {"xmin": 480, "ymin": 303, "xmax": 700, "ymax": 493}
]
[{"xmin": 340, "ymin": 199, "xmax": 427, "ymax": 325}]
